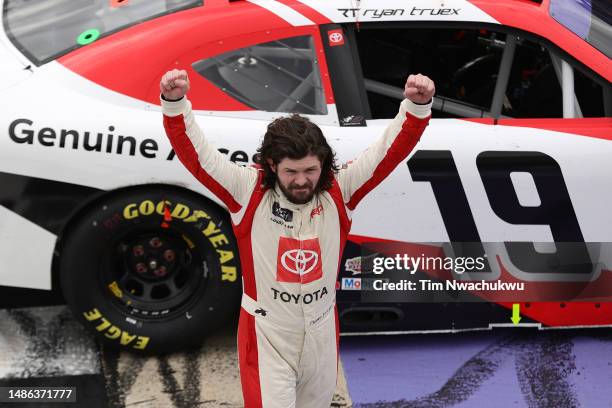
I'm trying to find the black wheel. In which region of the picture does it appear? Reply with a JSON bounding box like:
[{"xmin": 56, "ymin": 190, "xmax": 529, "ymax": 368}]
[{"xmin": 58, "ymin": 185, "xmax": 241, "ymax": 354}]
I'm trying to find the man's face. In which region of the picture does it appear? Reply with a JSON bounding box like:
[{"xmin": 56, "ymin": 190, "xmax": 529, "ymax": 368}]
[{"xmin": 270, "ymin": 154, "xmax": 322, "ymax": 204}]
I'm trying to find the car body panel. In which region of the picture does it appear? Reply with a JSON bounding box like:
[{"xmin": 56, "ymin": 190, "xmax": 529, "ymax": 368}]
[{"xmin": 0, "ymin": 0, "xmax": 610, "ymax": 332}]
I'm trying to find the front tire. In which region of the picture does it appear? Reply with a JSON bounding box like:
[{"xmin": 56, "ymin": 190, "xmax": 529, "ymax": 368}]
[{"xmin": 58, "ymin": 185, "xmax": 241, "ymax": 354}]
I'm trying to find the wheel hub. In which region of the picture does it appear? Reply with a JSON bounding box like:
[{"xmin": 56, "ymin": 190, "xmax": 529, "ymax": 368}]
[
  {"xmin": 106, "ymin": 229, "xmax": 204, "ymax": 317},
  {"xmin": 127, "ymin": 236, "xmax": 177, "ymax": 281}
]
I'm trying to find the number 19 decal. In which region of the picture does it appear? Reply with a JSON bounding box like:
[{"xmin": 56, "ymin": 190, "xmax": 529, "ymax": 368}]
[{"xmin": 407, "ymin": 150, "xmax": 595, "ymax": 280}]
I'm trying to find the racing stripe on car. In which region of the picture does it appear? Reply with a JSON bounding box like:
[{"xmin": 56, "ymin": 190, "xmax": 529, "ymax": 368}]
[
  {"xmin": 461, "ymin": 117, "xmax": 612, "ymax": 141},
  {"xmin": 246, "ymin": 0, "xmax": 314, "ymax": 26},
  {"xmin": 278, "ymin": 0, "xmax": 332, "ymax": 24},
  {"xmin": 495, "ymin": 118, "xmax": 612, "ymax": 141},
  {"xmin": 341, "ymin": 236, "xmax": 612, "ymax": 329}
]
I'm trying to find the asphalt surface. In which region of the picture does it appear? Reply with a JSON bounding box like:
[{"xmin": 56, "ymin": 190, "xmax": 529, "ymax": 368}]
[
  {"xmin": 0, "ymin": 306, "xmax": 351, "ymax": 407},
  {"xmin": 1, "ymin": 306, "xmax": 611, "ymax": 407},
  {"xmin": 342, "ymin": 330, "xmax": 612, "ymax": 407}
]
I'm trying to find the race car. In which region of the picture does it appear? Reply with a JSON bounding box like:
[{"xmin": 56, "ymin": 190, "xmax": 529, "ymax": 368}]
[{"xmin": 0, "ymin": 0, "xmax": 610, "ymax": 353}]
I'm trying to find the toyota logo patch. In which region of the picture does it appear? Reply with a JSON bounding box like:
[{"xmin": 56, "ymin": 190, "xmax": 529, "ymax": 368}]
[
  {"xmin": 328, "ymin": 29, "xmax": 344, "ymax": 47},
  {"xmin": 277, "ymin": 237, "xmax": 323, "ymax": 283},
  {"xmin": 281, "ymin": 249, "xmax": 319, "ymax": 275}
]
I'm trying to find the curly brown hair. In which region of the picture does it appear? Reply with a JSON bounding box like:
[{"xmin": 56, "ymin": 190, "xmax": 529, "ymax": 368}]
[{"xmin": 255, "ymin": 114, "xmax": 339, "ymax": 191}]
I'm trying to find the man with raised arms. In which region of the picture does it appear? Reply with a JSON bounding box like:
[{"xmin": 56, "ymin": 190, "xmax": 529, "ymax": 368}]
[{"xmin": 160, "ymin": 69, "xmax": 434, "ymax": 408}]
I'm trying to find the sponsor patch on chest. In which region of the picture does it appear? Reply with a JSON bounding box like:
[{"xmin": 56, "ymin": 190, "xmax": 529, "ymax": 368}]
[
  {"xmin": 276, "ymin": 237, "xmax": 323, "ymax": 283},
  {"xmin": 272, "ymin": 201, "xmax": 293, "ymax": 222}
]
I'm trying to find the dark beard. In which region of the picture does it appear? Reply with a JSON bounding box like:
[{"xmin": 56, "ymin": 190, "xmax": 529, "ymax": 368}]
[{"xmin": 277, "ymin": 181, "xmax": 315, "ymax": 204}]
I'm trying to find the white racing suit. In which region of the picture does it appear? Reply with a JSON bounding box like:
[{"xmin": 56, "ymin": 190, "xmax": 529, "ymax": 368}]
[{"xmin": 162, "ymin": 97, "xmax": 431, "ymax": 408}]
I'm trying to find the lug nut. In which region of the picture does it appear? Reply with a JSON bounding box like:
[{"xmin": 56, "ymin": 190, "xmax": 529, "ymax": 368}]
[
  {"xmin": 153, "ymin": 266, "xmax": 168, "ymax": 277},
  {"xmin": 164, "ymin": 249, "xmax": 176, "ymax": 262},
  {"xmin": 133, "ymin": 245, "xmax": 145, "ymax": 257},
  {"xmin": 135, "ymin": 263, "xmax": 147, "ymax": 274},
  {"xmin": 150, "ymin": 237, "xmax": 162, "ymax": 248}
]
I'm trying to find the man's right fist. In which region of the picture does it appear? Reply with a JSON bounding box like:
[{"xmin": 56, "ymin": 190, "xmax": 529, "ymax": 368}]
[{"xmin": 160, "ymin": 69, "xmax": 190, "ymax": 101}]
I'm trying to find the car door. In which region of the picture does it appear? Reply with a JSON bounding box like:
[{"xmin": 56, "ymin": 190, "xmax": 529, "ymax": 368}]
[{"xmin": 324, "ymin": 20, "xmax": 612, "ymax": 332}]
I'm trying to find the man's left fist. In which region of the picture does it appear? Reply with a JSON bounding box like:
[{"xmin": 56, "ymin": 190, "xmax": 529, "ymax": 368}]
[{"xmin": 403, "ymin": 74, "xmax": 435, "ymax": 104}]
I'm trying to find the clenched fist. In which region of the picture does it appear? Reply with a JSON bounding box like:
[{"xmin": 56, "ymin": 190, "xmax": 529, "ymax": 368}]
[
  {"xmin": 403, "ymin": 74, "xmax": 435, "ymax": 105},
  {"xmin": 160, "ymin": 69, "xmax": 190, "ymax": 101}
]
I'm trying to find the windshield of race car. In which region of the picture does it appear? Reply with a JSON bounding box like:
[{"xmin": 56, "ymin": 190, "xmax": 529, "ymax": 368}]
[
  {"xmin": 3, "ymin": 0, "xmax": 203, "ymax": 65},
  {"xmin": 549, "ymin": 0, "xmax": 611, "ymax": 58}
]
